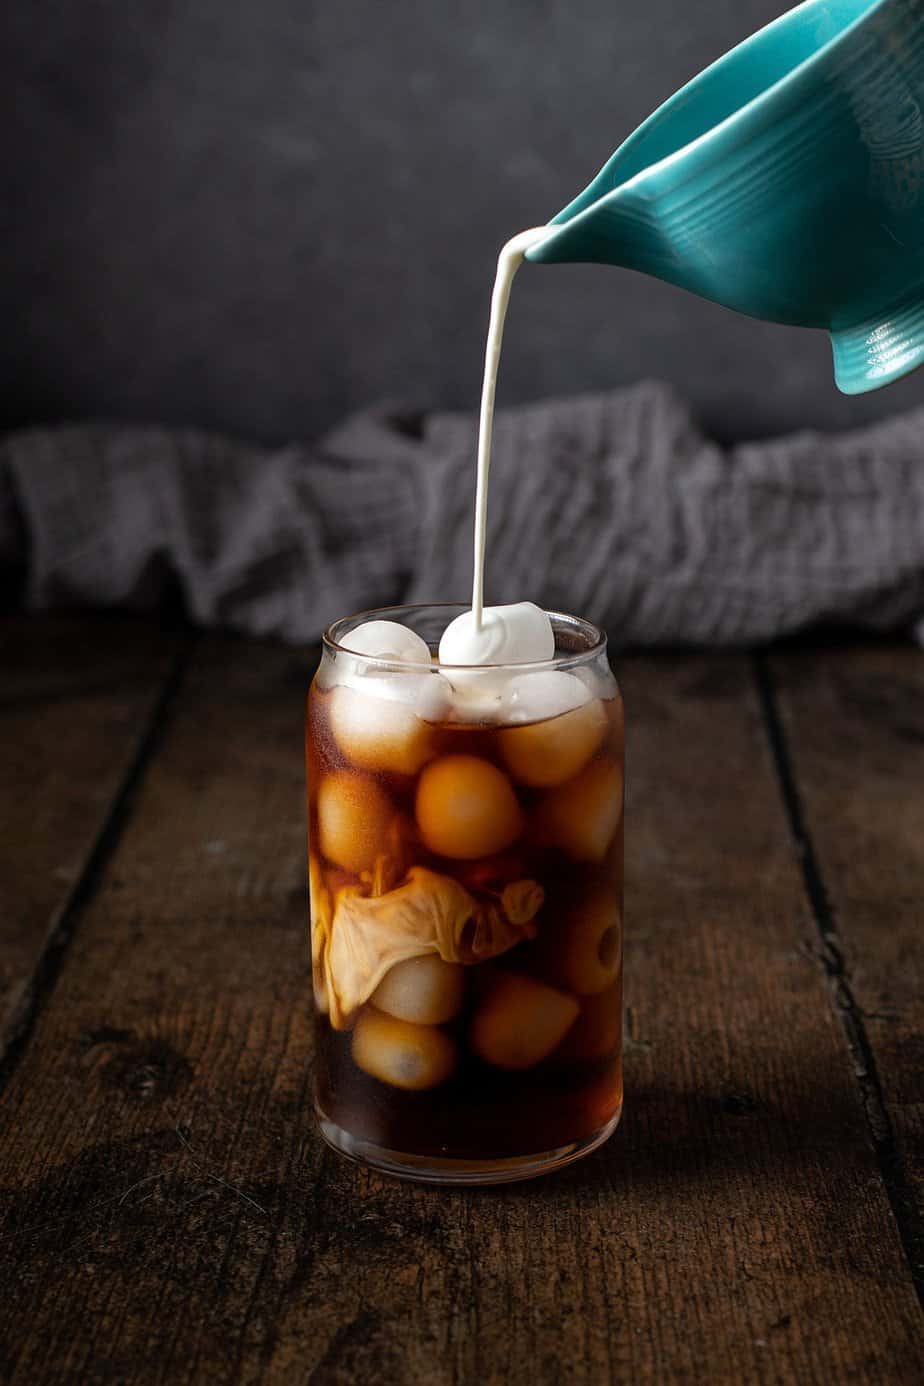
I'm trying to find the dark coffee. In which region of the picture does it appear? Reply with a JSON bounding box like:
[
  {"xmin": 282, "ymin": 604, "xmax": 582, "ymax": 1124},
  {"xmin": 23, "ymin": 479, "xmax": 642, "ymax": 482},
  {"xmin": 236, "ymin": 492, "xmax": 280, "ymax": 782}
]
[{"xmin": 306, "ymin": 669, "xmax": 624, "ymax": 1172}]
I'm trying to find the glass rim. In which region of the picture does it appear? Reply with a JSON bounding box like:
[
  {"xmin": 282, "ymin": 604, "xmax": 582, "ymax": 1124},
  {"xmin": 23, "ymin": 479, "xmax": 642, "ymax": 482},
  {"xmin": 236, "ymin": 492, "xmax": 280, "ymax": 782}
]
[{"xmin": 323, "ymin": 602, "xmax": 608, "ymax": 673}]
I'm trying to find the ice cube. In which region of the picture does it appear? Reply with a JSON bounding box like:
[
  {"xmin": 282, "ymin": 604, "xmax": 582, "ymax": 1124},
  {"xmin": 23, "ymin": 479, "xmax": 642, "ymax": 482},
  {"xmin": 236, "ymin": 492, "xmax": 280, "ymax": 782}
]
[
  {"xmin": 316, "ymin": 770, "xmax": 394, "ymax": 873},
  {"xmin": 438, "ymin": 602, "xmax": 554, "ymax": 668},
  {"xmin": 372, "ymin": 955, "xmax": 466, "ymax": 1025},
  {"xmin": 470, "ymin": 973, "xmax": 579, "ymax": 1070},
  {"xmin": 363, "ymin": 671, "xmax": 452, "ymax": 720},
  {"xmin": 329, "ymin": 672, "xmax": 451, "ymax": 775},
  {"xmin": 500, "ymin": 670, "xmax": 591, "ymax": 724},
  {"xmin": 415, "ymin": 755, "xmax": 523, "ymax": 859},
  {"xmin": 541, "ymin": 886, "xmax": 622, "ymax": 995},
  {"xmin": 351, "ymin": 1008, "xmax": 457, "ymax": 1090},
  {"xmin": 533, "ymin": 759, "xmax": 624, "ymax": 861},
  {"xmin": 339, "ymin": 619, "xmax": 432, "ymax": 666},
  {"xmin": 498, "ymin": 671, "xmax": 607, "ymax": 787},
  {"xmin": 446, "ymin": 675, "xmax": 509, "ymax": 725}
]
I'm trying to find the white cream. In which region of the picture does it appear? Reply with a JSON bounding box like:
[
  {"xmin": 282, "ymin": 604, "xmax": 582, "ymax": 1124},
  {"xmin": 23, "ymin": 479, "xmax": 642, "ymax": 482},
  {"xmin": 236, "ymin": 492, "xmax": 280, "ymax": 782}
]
[
  {"xmin": 471, "ymin": 227, "xmax": 550, "ymax": 630},
  {"xmin": 438, "ymin": 601, "xmax": 554, "ymax": 669}
]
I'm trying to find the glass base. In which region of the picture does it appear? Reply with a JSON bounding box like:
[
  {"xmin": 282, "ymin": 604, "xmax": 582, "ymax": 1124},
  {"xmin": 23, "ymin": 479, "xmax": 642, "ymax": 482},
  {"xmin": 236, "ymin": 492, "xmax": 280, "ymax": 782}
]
[{"xmin": 316, "ymin": 1106, "xmax": 622, "ymax": 1186}]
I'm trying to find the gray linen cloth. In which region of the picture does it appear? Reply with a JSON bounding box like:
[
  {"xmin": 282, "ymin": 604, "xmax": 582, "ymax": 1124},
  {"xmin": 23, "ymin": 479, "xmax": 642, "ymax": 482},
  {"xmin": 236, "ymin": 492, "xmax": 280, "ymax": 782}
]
[{"xmin": 3, "ymin": 381, "xmax": 924, "ymax": 646}]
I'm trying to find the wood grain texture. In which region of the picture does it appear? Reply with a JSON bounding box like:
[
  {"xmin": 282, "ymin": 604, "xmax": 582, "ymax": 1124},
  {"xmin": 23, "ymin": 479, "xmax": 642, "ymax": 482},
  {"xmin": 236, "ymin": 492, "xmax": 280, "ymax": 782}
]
[
  {"xmin": 0, "ymin": 614, "xmax": 183, "ymax": 1055},
  {"xmin": 0, "ymin": 636, "xmax": 921, "ymax": 1384},
  {"xmin": 768, "ymin": 646, "xmax": 924, "ymax": 1290}
]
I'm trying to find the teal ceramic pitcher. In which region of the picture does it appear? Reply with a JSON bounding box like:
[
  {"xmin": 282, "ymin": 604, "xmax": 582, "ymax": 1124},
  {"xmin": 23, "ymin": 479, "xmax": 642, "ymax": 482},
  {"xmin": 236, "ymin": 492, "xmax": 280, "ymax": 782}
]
[{"xmin": 526, "ymin": 0, "xmax": 924, "ymax": 395}]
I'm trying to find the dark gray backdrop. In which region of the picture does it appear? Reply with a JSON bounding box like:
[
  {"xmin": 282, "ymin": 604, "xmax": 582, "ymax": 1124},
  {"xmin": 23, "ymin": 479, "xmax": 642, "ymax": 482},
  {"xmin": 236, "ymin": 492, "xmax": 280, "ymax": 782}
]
[{"xmin": 3, "ymin": 1, "xmax": 923, "ymax": 444}]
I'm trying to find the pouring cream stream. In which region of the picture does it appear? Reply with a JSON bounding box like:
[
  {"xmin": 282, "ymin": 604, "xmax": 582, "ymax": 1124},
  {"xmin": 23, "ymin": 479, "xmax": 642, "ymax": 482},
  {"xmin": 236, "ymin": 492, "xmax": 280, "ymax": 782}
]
[{"xmin": 471, "ymin": 228, "xmax": 549, "ymax": 631}]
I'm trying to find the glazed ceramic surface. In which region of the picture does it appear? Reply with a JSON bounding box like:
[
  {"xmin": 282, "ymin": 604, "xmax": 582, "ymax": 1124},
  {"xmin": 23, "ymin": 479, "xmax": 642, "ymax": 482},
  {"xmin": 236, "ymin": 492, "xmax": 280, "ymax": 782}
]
[{"xmin": 527, "ymin": 0, "xmax": 924, "ymax": 394}]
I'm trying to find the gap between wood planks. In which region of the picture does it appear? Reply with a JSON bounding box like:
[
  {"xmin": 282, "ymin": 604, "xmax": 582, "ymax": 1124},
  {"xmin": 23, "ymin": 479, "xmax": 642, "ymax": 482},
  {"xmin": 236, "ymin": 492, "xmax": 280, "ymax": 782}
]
[
  {"xmin": 0, "ymin": 634, "xmax": 197, "ymax": 1093},
  {"xmin": 754, "ymin": 653, "xmax": 924, "ymax": 1311}
]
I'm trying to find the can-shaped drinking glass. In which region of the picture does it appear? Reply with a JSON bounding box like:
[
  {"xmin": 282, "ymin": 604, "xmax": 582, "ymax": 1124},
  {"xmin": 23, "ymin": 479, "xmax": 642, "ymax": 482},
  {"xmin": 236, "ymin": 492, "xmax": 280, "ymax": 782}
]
[{"xmin": 306, "ymin": 604, "xmax": 624, "ymax": 1183}]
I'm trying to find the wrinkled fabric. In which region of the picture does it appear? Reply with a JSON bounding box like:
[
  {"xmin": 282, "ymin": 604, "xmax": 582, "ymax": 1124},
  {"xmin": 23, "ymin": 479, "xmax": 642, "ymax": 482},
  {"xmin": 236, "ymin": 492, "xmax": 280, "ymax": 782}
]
[{"xmin": 3, "ymin": 382, "xmax": 924, "ymax": 646}]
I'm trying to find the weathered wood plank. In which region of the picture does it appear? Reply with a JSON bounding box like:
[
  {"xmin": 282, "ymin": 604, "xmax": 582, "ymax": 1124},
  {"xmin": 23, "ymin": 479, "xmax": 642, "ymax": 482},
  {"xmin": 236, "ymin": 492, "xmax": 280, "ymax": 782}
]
[
  {"xmin": 0, "ymin": 640, "xmax": 921, "ymax": 1384},
  {"xmin": 768, "ymin": 646, "xmax": 924, "ymax": 1291},
  {"xmin": 0, "ymin": 614, "xmax": 184, "ymax": 1056}
]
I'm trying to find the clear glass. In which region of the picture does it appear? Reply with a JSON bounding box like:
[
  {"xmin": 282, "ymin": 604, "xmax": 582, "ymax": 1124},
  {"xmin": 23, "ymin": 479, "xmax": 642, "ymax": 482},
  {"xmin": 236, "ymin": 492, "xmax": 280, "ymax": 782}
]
[{"xmin": 305, "ymin": 604, "xmax": 624, "ymax": 1184}]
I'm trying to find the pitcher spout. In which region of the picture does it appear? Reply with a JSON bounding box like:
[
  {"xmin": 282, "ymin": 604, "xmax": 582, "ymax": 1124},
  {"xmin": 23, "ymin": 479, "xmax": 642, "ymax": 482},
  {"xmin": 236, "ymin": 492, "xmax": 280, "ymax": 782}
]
[{"xmin": 525, "ymin": 187, "xmax": 671, "ymax": 280}]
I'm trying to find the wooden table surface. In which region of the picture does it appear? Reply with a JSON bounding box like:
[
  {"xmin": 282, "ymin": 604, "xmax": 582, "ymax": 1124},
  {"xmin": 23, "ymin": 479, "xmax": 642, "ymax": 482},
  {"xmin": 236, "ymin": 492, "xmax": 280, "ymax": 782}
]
[{"xmin": 1, "ymin": 613, "xmax": 922, "ymax": 1385}]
